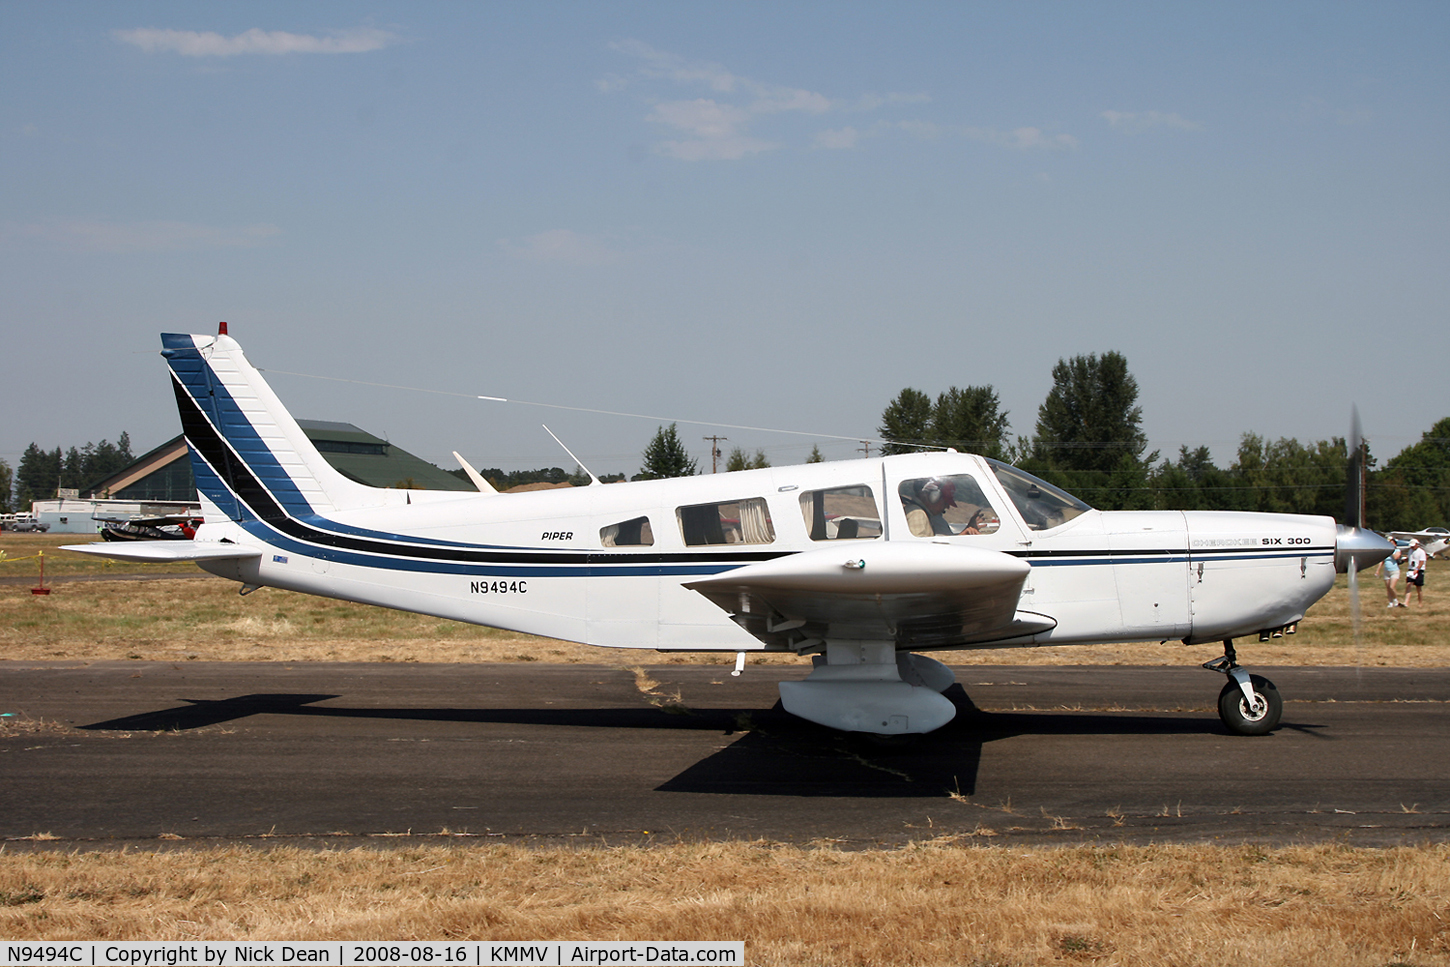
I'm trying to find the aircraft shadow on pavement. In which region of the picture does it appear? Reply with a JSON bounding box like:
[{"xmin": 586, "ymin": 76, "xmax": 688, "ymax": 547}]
[
  {"xmin": 657, "ymin": 686, "xmax": 1230, "ymax": 798},
  {"xmin": 79, "ymin": 686, "xmax": 1233, "ymax": 799}
]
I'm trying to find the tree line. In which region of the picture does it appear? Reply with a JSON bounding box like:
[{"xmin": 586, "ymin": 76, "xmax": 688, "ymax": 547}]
[
  {"xmin": 8, "ymin": 374, "xmax": 1445, "ymax": 534},
  {"xmin": 2, "ymin": 434, "xmax": 136, "ymax": 512},
  {"xmin": 876, "ymin": 351, "xmax": 1448, "ymax": 532}
]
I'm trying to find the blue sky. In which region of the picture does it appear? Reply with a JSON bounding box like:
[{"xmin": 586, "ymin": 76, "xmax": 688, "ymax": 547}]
[{"xmin": 3, "ymin": 2, "xmax": 1446, "ymax": 479}]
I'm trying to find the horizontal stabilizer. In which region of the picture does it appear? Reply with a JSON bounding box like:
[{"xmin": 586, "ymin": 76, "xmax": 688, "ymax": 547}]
[{"xmin": 60, "ymin": 542, "xmax": 264, "ymax": 564}]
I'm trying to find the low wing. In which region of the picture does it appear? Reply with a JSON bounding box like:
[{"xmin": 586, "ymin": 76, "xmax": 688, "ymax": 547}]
[
  {"xmin": 683, "ymin": 542, "xmax": 1054, "ymax": 650},
  {"xmin": 61, "ymin": 541, "xmax": 263, "ymax": 564},
  {"xmin": 1389, "ymin": 531, "xmax": 1449, "ymax": 555}
]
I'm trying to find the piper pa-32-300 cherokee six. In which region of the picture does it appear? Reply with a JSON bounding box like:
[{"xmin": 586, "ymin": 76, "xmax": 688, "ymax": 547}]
[{"xmin": 65, "ymin": 329, "xmax": 1394, "ymax": 737}]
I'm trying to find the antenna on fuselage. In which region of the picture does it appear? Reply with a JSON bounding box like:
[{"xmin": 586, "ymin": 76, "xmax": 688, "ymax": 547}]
[{"xmin": 542, "ymin": 425, "xmax": 600, "ymax": 486}]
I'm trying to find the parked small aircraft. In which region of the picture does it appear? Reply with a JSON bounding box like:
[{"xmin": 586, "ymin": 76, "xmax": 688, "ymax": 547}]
[
  {"xmin": 1388, "ymin": 527, "xmax": 1448, "ymax": 559},
  {"xmin": 97, "ymin": 513, "xmax": 202, "ymax": 542},
  {"xmin": 65, "ymin": 329, "xmax": 1393, "ymax": 737}
]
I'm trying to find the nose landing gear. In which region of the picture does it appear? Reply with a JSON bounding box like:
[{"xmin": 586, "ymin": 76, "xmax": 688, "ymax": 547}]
[{"xmin": 1203, "ymin": 639, "xmax": 1282, "ymax": 736}]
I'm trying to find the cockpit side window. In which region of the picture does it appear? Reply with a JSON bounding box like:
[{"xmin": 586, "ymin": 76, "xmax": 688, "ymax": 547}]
[
  {"xmin": 986, "ymin": 459, "xmax": 1092, "ymax": 531},
  {"xmin": 897, "ymin": 475, "xmax": 1001, "ymax": 538},
  {"xmin": 800, "ymin": 485, "xmax": 880, "ymax": 540}
]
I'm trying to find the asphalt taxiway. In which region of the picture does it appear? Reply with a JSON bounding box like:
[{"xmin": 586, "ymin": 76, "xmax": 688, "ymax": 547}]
[{"xmin": 3, "ymin": 661, "xmax": 1448, "ymax": 848}]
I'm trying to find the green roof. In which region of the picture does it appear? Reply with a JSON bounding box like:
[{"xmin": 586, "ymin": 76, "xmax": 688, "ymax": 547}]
[
  {"xmin": 86, "ymin": 420, "xmax": 474, "ymax": 499},
  {"xmin": 297, "ymin": 420, "xmax": 473, "ymax": 491}
]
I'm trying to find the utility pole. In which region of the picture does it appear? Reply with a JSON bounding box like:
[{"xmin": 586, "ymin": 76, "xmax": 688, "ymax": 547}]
[
  {"xmin": 858, "ymin": 441, "xmax": 873, "ymax": 458},
  {"xmin": 704, "ymin": 435, "xmax": 728, "ymax": 474}
]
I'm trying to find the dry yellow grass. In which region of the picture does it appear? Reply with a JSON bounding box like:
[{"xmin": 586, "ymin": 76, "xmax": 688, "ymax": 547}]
[
  {"xmin": 1, "ymin": 842, "xmax": 1447, "ymax": 965},
  {"xmin": 0, "ymin": 533, "xmax": 189, "ymax": 577}
]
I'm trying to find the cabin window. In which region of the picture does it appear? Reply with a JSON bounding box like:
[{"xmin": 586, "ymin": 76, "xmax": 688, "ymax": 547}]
[
  {"xmin": 799, "ymin": 485, "xmax": 880, "ymax": 540},
  {"xmin": 986, "ymin": 459, "xmax": 1091, "ymax": 531},
  {"xmin": 600, "ymin": 516, "xmax": 653, "ymax": 547},
  {"xmin": 677, "ymin": 497, "xmax": 775, "ymax": 546},
  {"xmin": 897, "ymin": 475, "xmax": 1002, "ymax": 538}
]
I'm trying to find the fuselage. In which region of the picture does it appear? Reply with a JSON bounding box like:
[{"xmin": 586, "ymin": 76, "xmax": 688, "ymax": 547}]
[{"xmin": 193, "ymin": 450, "xmax": 1339, "ymax": 653}]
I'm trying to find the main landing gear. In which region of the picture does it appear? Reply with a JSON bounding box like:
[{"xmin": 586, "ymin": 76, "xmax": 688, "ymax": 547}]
[{"xmin": 1203, "ymin": 639, "xmax": 1282, "ymax": 736}]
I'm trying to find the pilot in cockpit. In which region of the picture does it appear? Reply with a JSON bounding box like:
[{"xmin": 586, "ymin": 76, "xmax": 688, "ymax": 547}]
[{"xmin": 900, "ymin": 475, "xmax": 997, "ymax": 538}]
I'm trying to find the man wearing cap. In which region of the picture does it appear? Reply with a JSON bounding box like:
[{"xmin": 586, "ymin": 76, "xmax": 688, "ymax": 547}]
[
  {"xmin": 902, "ymin": 478, "xmax": 958, "ymax": 537},
  {"xmin": 1404, "ymin": 538, "xmax": 1429, "ymax": 607}
]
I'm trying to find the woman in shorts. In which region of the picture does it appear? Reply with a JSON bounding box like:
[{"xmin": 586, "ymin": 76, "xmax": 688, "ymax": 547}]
[{"xmin": 1375, "ymin": 538, "xmax": 1404, "ymax": 607}]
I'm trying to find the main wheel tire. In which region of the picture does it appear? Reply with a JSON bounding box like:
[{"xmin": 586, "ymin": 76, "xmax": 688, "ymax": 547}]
[{"xmin": 1218, "ymin": 675, "xmax": 1282, "ymax": 736}]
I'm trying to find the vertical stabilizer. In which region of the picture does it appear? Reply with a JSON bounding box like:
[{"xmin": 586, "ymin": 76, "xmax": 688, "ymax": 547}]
[{"xmin": 162, "ymin": 333, "xmax": 379, "ymax": 523}]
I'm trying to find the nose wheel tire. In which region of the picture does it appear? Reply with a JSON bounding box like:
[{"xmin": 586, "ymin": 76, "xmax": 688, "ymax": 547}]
[{"xmin": 1217, "ymin": 674, "xmax": 1282, "ymax": 736}]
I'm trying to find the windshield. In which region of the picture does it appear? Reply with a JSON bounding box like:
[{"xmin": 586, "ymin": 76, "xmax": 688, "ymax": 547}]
[{"xmin": 986, "ymin": 459, "xmax": 1092, "ymax": 531}]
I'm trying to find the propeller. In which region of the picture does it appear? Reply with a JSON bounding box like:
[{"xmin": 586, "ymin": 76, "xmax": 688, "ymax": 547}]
[
  {"xmin": 1334, "ymin": 406, "xmax": 1391, "ymax": 574},
  {"xmin": 1345, "ymin": 405, "xmax": 1364, "ymax": 531},
  {"xmin": 1346, "ymin": 408, "xmax": 1366, "ymax": 676}
]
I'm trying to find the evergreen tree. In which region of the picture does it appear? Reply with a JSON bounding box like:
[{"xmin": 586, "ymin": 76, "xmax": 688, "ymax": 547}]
[
  {"xmin": 879, "ymin": 385, "xmax": 1009, "ymax": 457},
  {"xmin": 878, "ymin": 388, "xmax": 933, "ymax": 455},
  {"xmin": 1369, "ymin": 416, "xmax": 1450, "ymax": 530},
  {"xmin": 1229, "ymin": 433, "xmax": 1347, "ymax": 518},
  {"xmin": 0, "ymin": 459, "xmax": 12, "ymax": 513},
  {"xmin": 806, "ymin": 445, "xmax": 825, "ymax": 463},
  {"xmin": 635, "ymin": 424, "xmax": 697, "ymax": 480},
  {"xmin": 1029, "ymin": 352, "xmax": 1155, "ymax": 507},
  {"xmin": 932, "ymin": 386, "xmax": 1010, "ymax": 459},
  {"xmin": 16, "ymin": 444, "xmax": 61, "ymax": 506},
  {"xmin": 725, "ymin": 447, "xmax": 770, "ymax": 472},
  {"xmin": 14, "ymin": 433, "xmax": 138, "ymax": 502},
  {"xmin": 1147, "ymin": 445, "xmax": 1236, "ymax": 511},
  {"xmin": 1033, "ymin": 351, "xmax": 1148, "ymax": 474}
]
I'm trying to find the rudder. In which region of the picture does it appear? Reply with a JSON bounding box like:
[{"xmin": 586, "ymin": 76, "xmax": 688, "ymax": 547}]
[{"xmin": 162, "ymin": 332, "xmax": 378, "ymax": 524}]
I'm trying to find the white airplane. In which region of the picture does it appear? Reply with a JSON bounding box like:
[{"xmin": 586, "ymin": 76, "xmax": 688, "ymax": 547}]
[
  {"xmin": 65, "ymin": 329, "xmax": 1394, "ymax": 738},
  {"xmin": 1388, "ymin": 527, "xmax": 1448, "ymax": 558}
]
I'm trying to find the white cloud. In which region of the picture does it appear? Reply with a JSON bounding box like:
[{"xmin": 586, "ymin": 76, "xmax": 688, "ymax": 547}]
[
  {"xmin": 975, "ymin": 126, "xmax": 1079, "ymax": 151},
  {"xmin": 899, "ymin": 121, "xmax": 1077, "ymax": 151},
  {"xmin": 643, "ymin": 97, "xmax": 787, "ymax": 161},
  {"xmin": 854, "ymin": 93, "xmax": 931, "ymax": 111},
  {"xmin": 813, "ymin": 126, "xmax": 861, "ymax": 150},
  {"xmin": 647, "ymin": 100, "xmax": 751, "ymax": 140},
  {"xmin": 2, "ymin": 220, "xmax": 281, "ymax": 253},
  {"xmin": 898, "ymin": 120, "xmax": 944, "ymax": 141},
  {"xmin": 499, "ymin": 229, "xmax": 622, "ymax": 266},
  {"xmin": 656, "ymin": 136, "xmax": 777, "ymax": 162},
  {"xmin": 114, "ymin": 27, "xmax": 399, "ymax": 57},
  {"xmin": 594, "ymin": 73, "xmax": 629, "ymax": 94},
  {"xmin": 1101, "ymin": 110, "xmax": 1201, "ymax": 132},
  {"xmin": 605, "ymin": 39, "xmax": 1069, "ymax": 161},
  {"xmin": 607, "ymin": 41, "xmax": 839, "ymax": 161},
  {"xmin": 750, "ymin": 87, "xmax": 832, "ymax": 116},
  {"xmin": 610, "ymin": 40, "xmax": 740, "ymax": 93}
]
